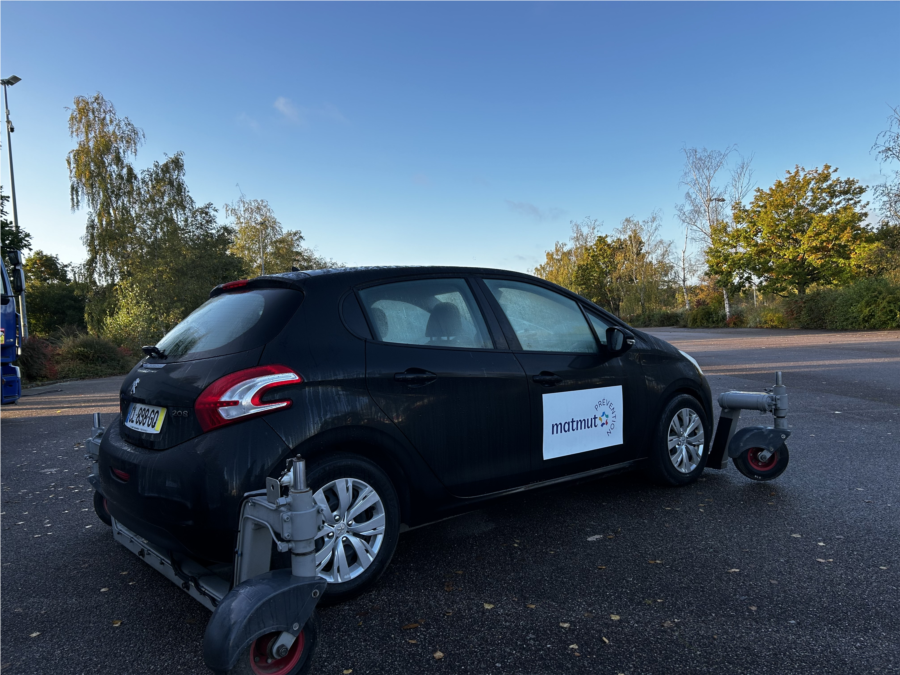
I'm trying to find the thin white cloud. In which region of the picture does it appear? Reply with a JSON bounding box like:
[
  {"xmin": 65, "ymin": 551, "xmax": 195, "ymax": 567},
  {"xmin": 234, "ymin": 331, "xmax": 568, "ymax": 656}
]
[
  {"xmin": 274, "ymin": 96, "xmax": 302, "ymax": 124},
  {"xmin": 237, "ymin": 112, "xmax": 259, "ymax": 131},
  {"xmin": 505, "ymin": 200, "xmax": 565, "ymax": 222},
  {"xmin": 321, "ymin": 103, "xmax": 348, "ymax": 124},
  {"xmin": 273, "ymin": 98, "xmax": 348, "ymax": 126}
]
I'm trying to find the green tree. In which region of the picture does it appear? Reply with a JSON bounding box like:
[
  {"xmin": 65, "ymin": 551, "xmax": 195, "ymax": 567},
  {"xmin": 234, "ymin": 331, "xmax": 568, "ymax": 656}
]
[
  {"xmin": 225, "ymin": 195, "xmax": 298, "ymax": 276},
  {"xmin": 573, "ymin": 234, "xmax": 625, "ymax": 314},
  {"xmin": 569, "ymin": 214, "xmax": 675, "ymax": 318},
  {"xmin": 224, "ymin": 194, "xmax": 337, "ymax": 275},
  {"xmin": 22, "ymin": 250, "xmax": 87, "ymax": 335},
  {"xmin": 533, "ymin": 218, "xmax": 600, "ymax": 293},
  {"xmin": 67, "ymin": 93, "xmax": 144, "ymax": 284},
  {"xmin": 1, "ymin": 187, "xmax": 32, "ymax": 259},
  {"xmin": 103, "ymin": 155, "xmax": 247, "ymax": 349},
  {"xmin": 24, "ymin": 250, "xmax": 69, "ymax": 283},
  {"xmin": 731, "ymin": 165, "xmax": 869, "ymax": 296},
  {"xmin": 614, "ymin": 213, "xmax": 674, "ymax": 316}
]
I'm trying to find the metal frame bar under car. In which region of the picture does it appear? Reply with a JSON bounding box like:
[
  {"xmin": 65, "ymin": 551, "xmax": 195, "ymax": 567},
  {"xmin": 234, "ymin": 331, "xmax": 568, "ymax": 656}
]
[
  {"xmin": 81, "ymin": 373, "xmax": 792, "ymax": 673},
  {"xmin": 84, "ymin": 413, "xmax": 327, "ymax": 675}
]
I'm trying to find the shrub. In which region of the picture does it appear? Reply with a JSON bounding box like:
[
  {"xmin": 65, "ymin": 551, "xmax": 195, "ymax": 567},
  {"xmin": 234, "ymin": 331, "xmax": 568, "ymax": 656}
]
[
  {"xmin": 725, "ymin": 310, "xmax": 747, "ymax": 328},
  {"xmin": 855, "ymin": 282, "xmax": 900, "ymax": 329},
  {"xmin": 746, "ymin": 306, "xmax": 788, "ymax": 329},
  {"xmin": 17, "ymin": 337, "xmax": 59, "ymax": 381},
  {"xmin": 830, "ymin": 278, "xmax": 900, "ymax": 330},
  {"xmin": 793, "ymin": 279, "xmax": 900, "ymax": 330},
  {"xmin": 54, "ymin": 333, "xmax": 136, "ymax": 380},
  {"xmin": 686, "ymin": 303, "xmax": 726, "ymax": 328},
  {"xmin": 797, "ymin": 290, "xmax": 839, "ymax": 329},
  {"xmin": 626, "ymin": 309, "xmax": 686, "ymax": 328}
]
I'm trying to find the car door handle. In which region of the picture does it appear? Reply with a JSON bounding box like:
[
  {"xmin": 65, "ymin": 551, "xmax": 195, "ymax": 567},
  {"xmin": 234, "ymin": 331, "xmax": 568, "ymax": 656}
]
[
  {"xmin": 394, "ymin": 369, "xmax": 437, "ymax": 386},
  {"xmin": 532, "ymin": 372, "xmax": 562, "ymax": 387}
]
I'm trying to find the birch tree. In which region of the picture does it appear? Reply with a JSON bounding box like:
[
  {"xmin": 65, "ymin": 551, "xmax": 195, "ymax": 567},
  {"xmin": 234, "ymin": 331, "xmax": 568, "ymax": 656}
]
[
  {"xmin": 676, "ymin": 147, "xmax": 753, "ymax": 319},
  {"xmin": 67, "ymin": 94, "xmax": 144, "ymax": 284}
]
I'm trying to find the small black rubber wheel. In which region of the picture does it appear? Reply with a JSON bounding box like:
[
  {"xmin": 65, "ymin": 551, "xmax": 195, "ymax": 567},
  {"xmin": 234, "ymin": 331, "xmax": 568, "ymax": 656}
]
[
  {"xmin": 304, "ymin": 453, "xmax": 400, "ymax": 605},
  {"xmin": 93, "ymin": 490, "xmax": 112, "ymax": 527},
  {"xmin": 223, "ymin": 611, "xmax": 319, "ymax": 675},
  {"xmin": 643, "ymin": 394, "xmax": 711, "ymax": 486},
  {"xmin": 733, "ymin": 444, "xmax": 790, "ymax": 481}
]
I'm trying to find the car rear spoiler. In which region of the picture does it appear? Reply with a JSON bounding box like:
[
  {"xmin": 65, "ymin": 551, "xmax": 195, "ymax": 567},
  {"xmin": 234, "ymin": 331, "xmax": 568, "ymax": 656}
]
[{"xmin": 209, "ymin": 273, "xmax": 307, "ymax": 298}]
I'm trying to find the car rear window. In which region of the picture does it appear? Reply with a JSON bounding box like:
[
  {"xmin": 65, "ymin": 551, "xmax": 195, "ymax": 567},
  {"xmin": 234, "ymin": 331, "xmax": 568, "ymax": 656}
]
[{"xmin": 152, "ymin": 288, "xmax": 302, "ymax": 362}]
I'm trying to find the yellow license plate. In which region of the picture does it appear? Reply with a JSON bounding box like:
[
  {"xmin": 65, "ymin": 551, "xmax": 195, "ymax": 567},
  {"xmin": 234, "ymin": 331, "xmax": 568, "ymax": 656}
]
[{"xmin": 124, "ymin": 403, "xmax": 167, "ymax": 434}]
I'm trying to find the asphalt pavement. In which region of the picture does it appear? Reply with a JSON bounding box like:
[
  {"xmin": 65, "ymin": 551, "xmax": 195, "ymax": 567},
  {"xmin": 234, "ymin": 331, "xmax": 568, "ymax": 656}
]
[{"xmin": 1, "ymin": 328, "xmax": 898, "ymax": 675}]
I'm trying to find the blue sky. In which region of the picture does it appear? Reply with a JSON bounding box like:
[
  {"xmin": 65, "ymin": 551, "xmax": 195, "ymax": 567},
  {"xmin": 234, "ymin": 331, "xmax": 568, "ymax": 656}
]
[{"xmin": 2, "ymin": 2, "xmax": 898, "ymax": 273}]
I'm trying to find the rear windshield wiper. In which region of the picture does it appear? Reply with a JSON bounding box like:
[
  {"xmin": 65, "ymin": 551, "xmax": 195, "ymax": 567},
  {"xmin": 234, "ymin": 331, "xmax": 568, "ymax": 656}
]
[{"xmin": 141, "ymin": 345, "xmax": 168, "ymax": 359}]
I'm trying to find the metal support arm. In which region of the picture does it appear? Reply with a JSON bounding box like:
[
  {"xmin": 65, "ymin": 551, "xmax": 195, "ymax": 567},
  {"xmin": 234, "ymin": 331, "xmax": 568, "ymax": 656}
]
[
  {"xmin": 708, "ymin": 372, "xmax": 789, "ymax": 470},
  {"xmin": 204, "ymin": 456, "xmax": 325, "ymax": 674}
]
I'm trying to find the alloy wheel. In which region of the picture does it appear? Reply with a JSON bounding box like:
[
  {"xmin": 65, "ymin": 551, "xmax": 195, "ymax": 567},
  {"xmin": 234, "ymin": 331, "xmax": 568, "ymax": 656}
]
[
  {"xmin": 667, "ymin": 408, "xmax": 705, "ymax": 474},
  {"xmin": 313, "ymin": 478, "xmax": 386, "ymax": 583}
]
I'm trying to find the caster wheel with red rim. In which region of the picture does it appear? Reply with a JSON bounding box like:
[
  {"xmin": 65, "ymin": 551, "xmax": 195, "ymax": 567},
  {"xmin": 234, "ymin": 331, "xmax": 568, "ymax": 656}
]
[
  {"xmin": 733, "ymin": 444, "xmax": 790, "ymax": 481},
  {"xmin": 93, "ymin": 490, "xmax": 112, "ymax": 526},
  {"xmin": 224, "ymin": 612, "xmax": 318, "ymax": 675}
]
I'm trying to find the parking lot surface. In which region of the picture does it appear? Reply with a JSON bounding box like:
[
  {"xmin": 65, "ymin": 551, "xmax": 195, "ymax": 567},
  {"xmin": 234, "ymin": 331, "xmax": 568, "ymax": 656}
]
[{"xmin": 2, "ymin": 328, "xmax": 898, "ymax": 674}]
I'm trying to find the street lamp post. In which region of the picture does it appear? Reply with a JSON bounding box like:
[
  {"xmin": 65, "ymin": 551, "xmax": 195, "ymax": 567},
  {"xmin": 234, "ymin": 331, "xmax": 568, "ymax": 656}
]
[
  {"xmin": 2, "ymin": 75, "xmax": 21, "ymax": 237},
  {"xmin": 2, "ymin": 74, "xmax": 28, "ymax": 338}
]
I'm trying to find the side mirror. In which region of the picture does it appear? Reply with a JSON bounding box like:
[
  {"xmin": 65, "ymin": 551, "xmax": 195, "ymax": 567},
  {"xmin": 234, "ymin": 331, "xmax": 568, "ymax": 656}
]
[
  {"xmin": 10, "ymin": 268, "xmax": 25, "ymax": 295},
  {"xmin": 605, "ymin": 326, "xmax": 635, "ymax": 353},
  {"xmin": 7, "ymin": 249, "xmax": 23, "ymax": 267}
]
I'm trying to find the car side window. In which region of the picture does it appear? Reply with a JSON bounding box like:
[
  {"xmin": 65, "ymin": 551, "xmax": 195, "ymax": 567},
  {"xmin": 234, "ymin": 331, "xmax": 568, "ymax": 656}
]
[
  {"xmin": 483, "ymin": 279, "xmax": 598, "ymax": 354},
  {"xmin": 586, "ymin": 312, "xmax": 610, "ymax": 346},
  {"xmin": 358, "ymin": 278, "xmax": 493, "ymax": 349}
]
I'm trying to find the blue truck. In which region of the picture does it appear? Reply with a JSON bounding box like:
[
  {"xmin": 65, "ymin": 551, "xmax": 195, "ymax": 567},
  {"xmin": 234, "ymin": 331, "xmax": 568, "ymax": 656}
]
[{"xmin": 1, "ymin": 249, "xmax": 25, "ymax": 404}]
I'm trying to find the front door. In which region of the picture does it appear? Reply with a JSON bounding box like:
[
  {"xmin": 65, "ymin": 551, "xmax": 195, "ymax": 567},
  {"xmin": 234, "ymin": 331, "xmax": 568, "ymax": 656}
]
[
  {"xmin": 479, "ymin": 278, "xmax": 646, "ymax": 481},
  {"xmin": 360, "ymin": 277, "xmax": 531, "ymax": 497}
]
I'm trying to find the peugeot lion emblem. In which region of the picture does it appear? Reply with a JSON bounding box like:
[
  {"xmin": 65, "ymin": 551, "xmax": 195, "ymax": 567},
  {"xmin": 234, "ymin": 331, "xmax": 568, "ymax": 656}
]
[{"xmin": 130, "ymin": 378, "xmax": 140, "ymax": 396}]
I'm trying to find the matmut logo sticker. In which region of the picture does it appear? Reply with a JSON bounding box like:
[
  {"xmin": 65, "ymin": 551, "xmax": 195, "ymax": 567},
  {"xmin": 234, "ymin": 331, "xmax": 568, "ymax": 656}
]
[{"xmin": 542, "ymin": 385, "xmax": 624, "ymax": 460}]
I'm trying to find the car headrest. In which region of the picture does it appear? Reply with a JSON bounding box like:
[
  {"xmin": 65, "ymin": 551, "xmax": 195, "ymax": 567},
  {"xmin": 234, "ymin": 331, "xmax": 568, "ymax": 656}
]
[
  {"xmin": 425, "ymin": 302, "xmax": 462, "ymax": 339},
  {"xmin": 369, "ymin": 306, "xmax": 389, "ymax": 339}
]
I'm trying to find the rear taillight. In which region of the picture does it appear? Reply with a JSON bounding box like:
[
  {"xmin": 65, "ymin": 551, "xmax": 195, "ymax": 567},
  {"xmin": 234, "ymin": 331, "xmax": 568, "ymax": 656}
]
[{"xmin": 195, "ymin": 365, "xmax": 301, "ymax": 432}]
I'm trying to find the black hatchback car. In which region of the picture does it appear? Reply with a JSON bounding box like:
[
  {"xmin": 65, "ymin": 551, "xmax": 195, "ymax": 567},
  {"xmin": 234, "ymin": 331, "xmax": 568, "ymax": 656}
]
[{"xmin": 98, "ymin": 266, "xmax": 712, "ymax": 602}]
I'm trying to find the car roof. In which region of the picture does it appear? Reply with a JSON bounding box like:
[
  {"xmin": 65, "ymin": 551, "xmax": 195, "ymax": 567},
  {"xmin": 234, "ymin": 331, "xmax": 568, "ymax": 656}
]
[
  {"xmin": 249, "ymin": 264, "xmax": 628, "ymax": 330},
  {"xmin": 260, "ymin": 265, "xmax": 540, "ymax": 287}
]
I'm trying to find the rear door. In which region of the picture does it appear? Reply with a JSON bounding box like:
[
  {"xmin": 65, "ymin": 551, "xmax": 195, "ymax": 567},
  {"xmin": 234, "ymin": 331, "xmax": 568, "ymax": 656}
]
[
  {"xmin": 479, "ymin": 277, "xmax": 646, "ymax": 480},
  {"xmin": 360, "ymin": 277, "xmax": 531, "ymax": 497}
]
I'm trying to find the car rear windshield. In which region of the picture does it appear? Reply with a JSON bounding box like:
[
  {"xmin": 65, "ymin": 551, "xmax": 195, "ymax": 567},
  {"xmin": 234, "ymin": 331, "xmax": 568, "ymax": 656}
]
[{"xmin": 152, "ymin": 288, "xmax": 303, "ymax": 362}]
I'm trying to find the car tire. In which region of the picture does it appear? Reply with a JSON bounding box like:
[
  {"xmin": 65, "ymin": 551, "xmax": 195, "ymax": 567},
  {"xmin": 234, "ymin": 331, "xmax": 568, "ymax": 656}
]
[
  {"xmin": 304, "ymin": 453, "xmax": 400, "ymax": 604},
  {"xmin": 643, "ymin": 394, "xmax": 710, "ymax": 487}
]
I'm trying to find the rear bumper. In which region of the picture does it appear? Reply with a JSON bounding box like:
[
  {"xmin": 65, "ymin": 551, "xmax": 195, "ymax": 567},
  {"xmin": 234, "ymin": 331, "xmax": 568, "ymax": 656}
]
[
  {"xmin": 2, "ymin": 364, "xmax": 21, "ymax": 404},
  {"xmin": 98, "ymin": 415, "xmax": 292, "ymax": 563}
]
